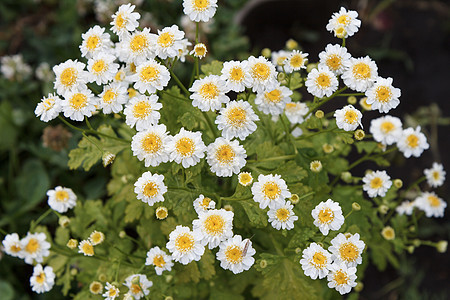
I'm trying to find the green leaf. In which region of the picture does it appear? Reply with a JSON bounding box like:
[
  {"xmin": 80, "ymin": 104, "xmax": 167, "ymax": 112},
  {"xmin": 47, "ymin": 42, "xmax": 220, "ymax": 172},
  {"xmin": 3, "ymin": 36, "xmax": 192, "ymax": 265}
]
[
  {"xmin": 355, "ymin": 141, "xmax": 379, "ymax": 154},
  {"xmin": 200, "ymin": 60, "xmax": 223, "ymax": 75},
  {"xmin": 198, "ymin": 249, "xmax": 216, "ymax": 280},
  {"xmin": 289, "ymin": 72, "xmax": 303, "ymax": 90},
  {"xmin": 273, "ymin": 161, "xmax": 307, "ymax": 184},
  {"xmin": 176, "ymin": 262, "xmax": 201, "ymax": 283},
  {"xmin": 15, "ymin": 158, "xmax": 50, "ymax": 206},
  {"xmin": 179, "ymin": 111, "xmax": 200, "ymax": 130},
  {"xmin": 239, "ymin": 200, "xmax": 268, "ymax": 228},
  {"xmin": 68, "ymin": 135, "xmax": 102, "ymax": 171},
  {"xmin": 0, "ymin": 280, "xmax": 14, "ymax": 300},
  {"xmin": 124, "ymin": 199, "xmax": 145, "ymax": 223}
]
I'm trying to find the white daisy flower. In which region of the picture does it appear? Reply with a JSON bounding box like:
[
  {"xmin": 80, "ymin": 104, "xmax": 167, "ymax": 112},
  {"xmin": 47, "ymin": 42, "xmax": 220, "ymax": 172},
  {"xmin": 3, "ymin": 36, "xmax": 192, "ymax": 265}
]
[
  {"xmin": 124, "ymin": 94, "xmax": 162, "ymax": 131},
  {"xmin": 53, "ymin": 59, "xmax": 88, "ymax": 96},
  {"xmin": 62, "ymin": 86, "xmax": 97, "ymax": 121},
  {"xmin": 152, "ymin": 25, "xmax": 185, "ymax": 59},
  {"xmin": 89, "ymin": 231, "xmax": 105, "ymax": 245},
  {"xmin": 131, "ymin": 124, "xmax": 171, "ymax": 167},
  {"xmin": 251, "ymin": 174, "xmax": 291, "ymax": 209},
  {"xmin": 145, "ymin": 246, "xmax": 174, "ymax": 275},
  {"xmin": 334, "ymin": 104, "xmax": 362, "ymax": 131},
  {"xmin": 130, "ymin": 59, "xmax": 170, "ymax": 94},
  {"xmin": 424, "ymin": 162, "xmax": 446, "ymax": 188},
  {"xmin": 78, "ymin": 240, "xmax": 94, "ymax": 256},
  {"xmin": 362, "ymin": 170, "xmax": 392, "ymax": 198},
  {"xmin": 110, "ymin": 4, "xmax": 141, "ymax": 38},
  {"xmin": 79, "ymin": 25, "xmax": 112, "ymax": 59},
  {"xmin": 397, "ymin": 126, "xmax": 429, "ymax": 158},
  {"xmin": 247, "ymin": 56, "xmax": 278, "ymax": 93},
  {"xmin": 121, "ymin": 28, "xmax": 155, "ymax": 64},
  {"xmin": 47, "ymin": 186, "xmax": 77, "ymax": 213},
  {"xmin": 216, "ymin": 100, "xmax": 259, "ymax": 140},
  {"xmin": 415, "ymin": 192, "xmax": 446, "ymax": 218},
  {"xmin": 21, "ymin": 232, "xmax": 51, "ymax": 264},
  {"xmin": 166, "ymin": 225, "xmax": 205, "ymax": 265},
  {"xmin": 216, "ymin": 235, "xmax": 255, "ymax": 274},
  {"xmin": 305, "ymin": 66, "xmax": 339, "ymax": 98},
  {"xmin": 342, "ymin": 56, "xmax": 378, "ymax": 92},
  {"xmin": 134, "ymin": 172, "xmax": 167, "ymax": 206},
  {"xmin": 193, "ymin": 209, "xmax": 234, "ymax": 249},
  {"xmin": 283, "ymin": 50, "xmax": 308, "ymax": 73},
  {"xmin": 123, "ymin": 274, "xmax": 152, "ymax": 300},
  {"xmin": 369, "ymin": 115, "xmax": 403, "ymax": 146},
  {"xmin": 183, "ymin": 0, "xmax": 218, "ymax": 22},
  {"xmin": 311, "ymin": 199, "xmax": 345, "ymax": 235},
  {"xmin": 30, "ymin": 264, "xmax": 55, "ymax": 294},
  {"xmin": 267, "ymin": 200, "xmax": 298, "ymax": 230},
  {"xmin": 190, "ymin": 43, "xmax": 208, "ymax": 58},
  {"xmin": 238, "ymin": 172, "xmax": 253, "ymax": 186},
  {"xmin": 326, "ymin": 7, "xmax": 361, "ymax": 38},
  {"xmin": 176, "ymin": 38, "xmax": 192, "ymax": 62},
  {"xmin": 2, "ymin": 233, "xmax": 25, "ymax": 259},
  {"xmin": 396, "ymin": 200, "xmax": 415, "ymax": 216},
  {"xmin": 98, "ymin": 82, "xmax": 128, "ymax": 114},
  {"xmin": 86, "ymin": 53, "xmax": 119, "ymax": 85},
  {"xmin": 299, "ymin": 242, "xmax": 332, "ymax": 279},
  {"xmin": 168, "ymin": 128, "xmax": 206, "ymax": 168},
  {"xmin": 220, "ymin": 60, "xmax": 252, "ymax": 92},
  {"xmin": 255, "ymin": 84, "xmax": 293, "ymax": 116},
  {"xmin": 35, "ymin": 93, "xmax": 62, "ymax": 122},
  {"xmin": 327, "ymin": 262, "xmax": 357, "ymax": 295},
  {"xmin": 365, "ymin": 77, "xmax": 401, "ymax": 113},
  {"xmin": 103, "ymin": 282, "xmax": 120, "ymax": 300},
  {"xmin": 206, "ymin": 137, "xmax": 247, "ymax": 177},
  {"xmin": 318, "ymin": 44, "xmax": 351, "ymax": 75},
  {"xmin": 329, "ymin": 233, "xmax": 365, "ymax": 267},
  {"xmin": 271, "ymin": 50, "xmax": 290, "ymax": 71},
  {"xmin": 193, "ymin": 194, "xmax": 216, "ymax": 214},
  {"xmin": 112, "ymin": 66, "xmax": 133, "ymax": 87},
  {"xmin": 284, "ymin": 102, "xmax": 308, "ymax": 124},
  {"xmin": 189, "ymin": 75, "xmax": 230, "ymax": 112}
]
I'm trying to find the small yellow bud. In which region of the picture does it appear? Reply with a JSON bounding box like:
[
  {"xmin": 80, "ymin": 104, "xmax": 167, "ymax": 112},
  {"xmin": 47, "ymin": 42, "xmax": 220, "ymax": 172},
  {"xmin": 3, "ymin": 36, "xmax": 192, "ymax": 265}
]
[
  {"xmin": 127, "ymin": 88, "xmax": 137, "ymax": 98},
  {"xmin": 156, "ymin": 206, "xmax": 169, "ymax": 220},
  {"xmin": 347, "ymin": 96, "xmax": 357, "ymax": 104},
  {"xmin": 67, "ymin": 239, "xmax": 78, "ymax": 249},
  {"xmin": 261, "ymin": 48, "xmax": 271, "ymax": 58},
  {"xmin": 310, "ymin": 160, "xmax": 322, "ymax": 173},
  {"xmin": 98, "ymin": 273, "xmax": 107, "ymax": 282},
  {"xmin": 70, "ymin": 268, "xmax": 78, "ymax": 276},
  {"xmin": 165, "ymin": 274, "xmax": 173, "ymax": 283},
  {"xmin": 315, "ymin": 110, "xmax": 324, "ymax": 119},
  {"xmin": 290, "ymin": 194, "xmax": 300, "ymax": 204},
  {"xmin": 165, "ymin": 297, "xmax": 174, "ymax": 300},
  {"xmin": 354, "ymin": 282, "xmax": 364, "ymax": 292},
  {"xmin": 89, "ymin": 281, "xmax": 103, "ymax": 294},
  {"xmin": 223, "ymin": 204, "xmax": 233, "ymax": 212},
  {"xmin": 89, "ymin": 230, "xmax": 105, "ymax": 245},
  {"xmin": 59, "ymin": 216, "xmax": 70, "ymax": 228},
  {"xmin": 359, "ymin": 97, "xmax": 372, "ymax": 110},
  {"xmin": 354, "ymin": 129, "xmax": 365, "ymax": 140},
  {"xmin": 436, "ymin": 241, "xmax": 448, "ymax": 253},
  {"xmin": 409, "ymin": 226, "xmax": 416, "ymax": 232},
  {"xmin": 407, "ymin": 246, "xmax": 415, "ymax": 254},
  {"xmin": 335, "ymin": 26, "xmax": 347, "ymax": 39},
  {"xmin": 341, "ymin": 171, "xmax": 352, "ymax": 183},
  {"xmin": 352, "ymin": 202, "xmax": 361, "ymax": 211},
  {"xmin": 295, "ymin": 247, "xmax": 302, "ymax": 254},
  {"xmin": 412, "ymin": 239, "xmax": 421, "ymax": 247},
  {"xmin": 286, "ymin": 39, "xmax": 298, "ymax": 50},
  {"xmin": 378, "ymin": 205, "xmax": 389, "ymax": 215},
  {"xmin": 381, "ymin": 226, "xmax": 395, "ymax": 240},
  {"xmin": 393, "ymin": 179, "xmax": 403, "ymax": 188},
  {"xmin": 119, "ymin": 231, "xmax": 126, "ymax": 238},
  {"xmin": 322, "ymin": 143, "xmax": 334, "ymax": 154},
  {"xmin": 259, "ymin": 259, "xmax": 268, "ymax": 269},
  {"xmin": 277, "ymin": 72, "xmax": 286, "ymax": 82}
]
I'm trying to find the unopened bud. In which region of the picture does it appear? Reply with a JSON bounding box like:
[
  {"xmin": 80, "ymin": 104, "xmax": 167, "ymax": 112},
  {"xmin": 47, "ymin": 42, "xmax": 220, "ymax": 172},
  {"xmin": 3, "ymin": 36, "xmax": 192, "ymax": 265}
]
[
  {"xmin": 354, "ymin": 281, "xmax": 364, "ymax": 292},
  {"xmin": 277, "ymin": 72, "xmax": 286, "ymax": 82},
  {"xmin": 315, "ymin": 110, "xmax": 324, "ymax": 119},
  {"xmin": 352, "ymin": 202, "xmax": 361, "ymax": 211},
  {"xmin": 260, "ymin": 259, "xmax": 268, "ymax": 269},
  {"xmin": 436, "ymin": 241, "xmax": 448, "ymax": 253},
  {"xmin": 70, "ymin": 268, "xmax": 78, "ymax": 276},
  {"xmin": 59, "ymin": 216, "xmax": 70, "ymax": 228},
  {"xmin": 119, "ymin": 231, "xmax": 126, "ymax": 238},
  {"xmin": 261, "ymin": 48, "xmax": 271, "ymax": 58},
  {"xmin": 341, "ymin": 171, "xmax": 352, "ymax": 183},
  {"xmin": 412, "ymin": 239, "xmax": 421, "ymax": 247},
  {"xmin": 306, "ymin": 63, "xmax": 318, "ymax": 73},
  {"xmin": 354, "ymin": 129, "xmax": 365, "ymax": 140},
  {"xmin": 393, "ymin": 179, "xmax": 403, "ymax": 189},
  {"xmin": 310, "ymin": 160, "xmax": 322, "ymax": 173},
  {"xmin": 67, "ymin": 239, "xmax": 78, "ymax": 249},
  {"xmin": 223, "ymin": 204, "xmax": 233, "ymax": 212},
  {"xmin": 378, "ymin": 205, "xmax": 389, "ymax": 215},
  {"xmin": 347, "ymin": 96, "xmax": 357, "ymax": 104},
  {"xmin": 286, "ymin": 39, "xmax": 298, "ymax": 50},
  {"xmin": 323, "ymin": 143, "xmax": 334, "ymax": 154},
  {"xmin": 407, "ymin": 246, "xmax": 415, "ymax": 254},
  {"xmin": 165, "ymin": 275, "xmax": 173, "ymax": 283},
  {"xmin": 381, "ymin": 226, "xmax": 395, "ymax": 240},
  {"xmin": 290, "ymin": 194, "xmax": 300, "ymax": 204},
  {"xmin": 155, "ymin": 206, "xmax": 169, "ymax": 220},
  {"xmin": 295, "ymin": 247, "xmax": 302, "ymax": 254}
]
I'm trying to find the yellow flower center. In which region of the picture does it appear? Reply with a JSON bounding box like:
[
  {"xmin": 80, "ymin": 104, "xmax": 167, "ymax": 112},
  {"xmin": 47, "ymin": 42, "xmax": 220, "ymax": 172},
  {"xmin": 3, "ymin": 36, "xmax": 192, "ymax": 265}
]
[
  {"xmin": 115, "ymin": 13, "xmax": 125, "ymax": 29},
  {"xmin": 90, "ymin": 232, "xmax": 104, "ymax": 244},
  {"xmin": 140, "ymin": 65, "xmax": 159, "ymax": 82},
  {"xmin": 158, "ymin": 32, "xmax": 174, "ymax": 47},
  {"xmin": 130, "ymin": 34, "xmax": 148, "ymax": 53},
  {"xmin": 199, "ymin": 83, "xmax": 219, "ymax": 99},
  {"xmin": 109, "ymin": 288, "xmax": 118, "ymax": 297},
  {"xmin": 352, "ymin": 63, "xmax": 371, "ymax": 80},
  {"xmin": 382, "ymin": 228, "xmax": 395, "ymax": 240},
  {"xmin": 406, "ymin": 134, "xmax": 419, "ymax": 148},
  {"xmin": 215, "ymin": 144, "xmax": 235, "ymax": 164},
  {"xmin": 142, "ymin": 133, "xmax": 162, "ymax": 154},
  {"xmin": 115, "ymin": 69, "xmax": 125, "ymax": 81},
  {"xmin": 339, "ymin": 242, "xmax": 359, "ymax": 262},
  {"xmin": 262, "ymin": 182, "xmax": 281, "ymax": 200},
  {"xmin": 344, "ymin": 110, "xmax": 358, "ymax": 124},
  {"xmin": 428, "ymin": 195, "xmax": 440, "ymax": 207},
  {"xmin": 312, "ymin": 252, "xmax": 327, "ymax": 268},
  {"xmin": 285, "ymin": 102, "xmax": 297, "ymax": 110},
  {"xmin": 70, "ymin": 93, "xmax": 88, "ymax": 110},
  {"xmin": 26, "ymin": 238, "xmax": 39, "ymax": 253},
  {"xmin": 60, "ymin": 67, "xmax": 77, "ymax": 87},
  {"xmin": 239, "ymin": 173, "xmax": 252, "ymax": 185},
  {"xmin": 193, "ymin": 0, "xmax": 209, "ymax": 11},
  {"xmin": 130, "ymin": 283, "xmax": 142, "ymax": 295},
  {"xmin": 251, "ymin": 62, "xmax": 271, "ymax": 80},
  {"xmin": 225, "ymin": 245, "xmax": 243, "ymax": 264},
  {"xmin": 334, "ymin": 270, "xmax": 349, "ymax": 285},
  {"xmin": 432, "ymin": 171, "xmax": 440, "ymax": 180},
  {"xmin": 326, "ymin": 54, "xmax": 342, "ymax": 71},
  {"xmin": 102, "ymin": 90, "xmax": 116, "ymax": 103},
  {"xmin": 153, "ymin": 255, "xmax": 166, "ymax": 267},
  {"xmin": 175, "ymin": 233, "xmax": 195, "ymax": 253},
  {"xmin": 290, "ymin": 54, "xmax": 304, "ymax": 68},
  {"xmin": 204, "ymin": 214, "xmax": 225, "ymax": 235},
  {"xmin": 337, "ymin": 15, "xmax": 350, "ymax": 25},
  {"xmin": 55, "ymin": 190, "xmax": 69, "ymax": 202},
  {"xmin": 86, "ymin": 35, "xmax": 100, "ymax": 51},
  {"xmin": 226, "ymin": 107, "xmax": 247, "ymax": 127},
  {"xmin": 81, "ymin": 242, "xmax": 94, "ymax": 256},
  {"xmin": 10, "ymin": 244, "xmax": 21, "ymax": 253},
  {"xmin": 335, "ymin": 27, "xmax": 347, "ymax": 38},
  {"xmin": 128, "ymin": 88, "xmax": 137, "ymax": 98},
  {"xmin": 132, "ymin": 101, "xmax": 151, "ymax": 119},
  {"xmin": 42, "ymin": 98, "xmax": 54, "ymax": 110},
  {"xmin": 229, "ymin": 67, "xmax": 244, "ymax": 81},
  {"xmin": 276, "ymin": 208, "xmax": 290, "ymax": 221},
  {"xmin": 201, "ymin": 197, "xmax": 212, "ymax": 208},
  {"xmin": 90, "ymin": 282, "xmax": 102, "ymax": 293},
  {"xmin": 156, "ymin": 208, "xmax": 168, "ymax": 219},
  {"xmin": 318, "ymin": 208, "xmax": 334, "ymax": 224},
  {"xmin": 276, "ymin": 56, "xmax": 287, "ymax": 66},
  {"xmin": 92, "ymin": 60, "xmax": 106, "ymax": 74},
  {"xmin": 316, "ymin": 74, "xmax": 331, "ymax": 88},
  {"xmin": 380, "ymin": 121, "xmax": 394, "ymax": 133},
  {"xmin": 194, "ymin": 45, "xmax": 206, "ymax": 57},
  {"xmin": 370, "ymin": 177, "xmax": 383, "ymax": 189},
  {"xmin": 36, "ymin": 272, "xmax": 46, "ymax": 284},
  {"xmin": 375, "ymin": 86, "xmax": 392, "ymax": 103},
  {"xmin": 265, "ymin": 89, "xmax": 282, "ymax": 103},
  {"xmin": 143, "ymin": 182, "xmax": 159, "ymax": 197},
  {"xmin": 175, "ymin": 137, "xmax": 195, "ymax": 157}
]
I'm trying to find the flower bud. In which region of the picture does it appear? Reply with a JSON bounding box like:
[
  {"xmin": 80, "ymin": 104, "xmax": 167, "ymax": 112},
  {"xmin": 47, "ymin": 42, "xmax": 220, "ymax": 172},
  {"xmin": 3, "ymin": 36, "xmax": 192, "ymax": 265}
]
[
  {"xmin": 381, "ymin": 226, "xmax": 395, "ymax": 240},
  {"xmin": 354, "ymin": 282, "xmax": 364, "ymax": 292},
  {"xmin": 165, "ymin": 297, "xmax": 174, "ymax": 300},
  {"xmin": 341, "ymin": 171, "xmax": 352, "ymax": 183},
  {"xmin": 378, "ymin": 205, "xmax": 389, "ymax": 214},
  {"xmin": 352, "ymin": 202, "xmax": 361, "ymax": 211},
  {"xmin": 261, "ymin": 48, "xmax": 271, "ymax": 58},
  {"xmin": 407, "ymin": 246, "xmax": 415, "ymax": 254},
  {"xmin": 315, "ymin": 110, "xmax": 324, "ymax": 119},
  {"xmin": 290, "ymin": 194, "xmax": 300, "ymax": 204},
  {"xmin": 335, "ymin": 27, "xmax": 347, "ymax": 39},
  {"xmin": 393, "ymin": 179, "xmax": 403, "ymax": 188},
  {"xmin": 354, "ymin": 129, "xmax": 365, "ymax": 140},
  {"xmin": 286, "ymin": 39, "xmax": 298, "ymax": 50},
  {"xmin": 310, "ymin": 160, "xmax": 322, "ymax": 173},
  {"xmin": 412, "ymin": 239, "xmax": 421, "ymax": 247},
  {"xmin": 322, "ymin": 143, "xmax": 334, "ymax": 154},
  {"xmin": 436, "ymin": 241, "xmax": 448, "ymax": 253},
  {"xmin": 89, "ymin": 281, "xmax": 103, "ymax": 294},
  {"xmin": 156, "ymin": 206, "xmax": 169, "ymax": 220},
  {"xmin": 295, "ymin": 247, "xmax": 302, "ymax": 254},
  {"xmin": 59, "ymin": 216, "xmax": 70, "ymax": 228},
  {"xmin": 277, "ymin": 72, "xmax": 286, "ymax": 82},
  {"xmin": 70, "ymin": 268, "xmax": 78, "ymax": 276},
  {"xmin": 347, "ymin": 96, "xmax": 357, "ymax": 104},
  {"xmin": 165, "ymin": 275, "xmax": 173, "ymax": 283},
  {"xmin": 260, "ymin": 259, "xmax": 268, "ymax": 269},
  {"xmin": 67, "ymin": 239, "xmax": 78, "ymax": 249},
  {"xmin": 359, "ymin": 97, "xmax": 372, "ymax": 110},
  {"xmin": 223, "ymin": 204, "xmax": 233, "ymax": 212},
  {"xmin": 306, "ymin": 63, "xmax": 318, "ymax": 73},
  {"xmin": 119, "ymin": 231, "xmax": 126, "ymax": 238}
]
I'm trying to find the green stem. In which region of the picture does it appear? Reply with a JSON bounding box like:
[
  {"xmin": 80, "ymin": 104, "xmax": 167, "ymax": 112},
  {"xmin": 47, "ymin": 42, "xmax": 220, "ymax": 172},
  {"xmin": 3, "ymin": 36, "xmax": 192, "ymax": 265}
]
[
  {"xmin": 158, "ymin": 90, "xmax": 188, "ymax": 102},
  {"xmin": 82, "ymin": 132, "xmax": 103, "ymax": 153},
  {"xmin": 158, "ymin": 59, "xmax": 190, "ymax": 96},
  {"xmin": 221, "ymin": 196, "xmax": 253, "ymax": 202},
  {"xmin": 85, "ymin": 116, "xmax": 94, "ymax": 131},
  {"xmin": 0, "ymin": 227, "xmax": 8, "ymax": 236},
  {"xmin": 305, "ymin": 87, "xmax": 348, "ymax": 118},
  {"xmin": 297, "ymin": 191, "xmax": 315, "ymax": 201},
  {"xmin": 342, "ymin": 38, "xmax": 346, "ymax": 47},
  {"xmin": 115, "ymin": 260, "xmax": 121, "ymax": 282},
  {"xmin": 30, "ymin": 208, "xmax": 53, "ymax": 232},
  {"xmin": 202, "ymin": 111, "xmax": 218, "ymax": 139},
  {"xmin": 247, "ymin": 154, "xmax": 297, "ymax": 164},
  {"xmin": 337, "ymin": 93, "xmax": 365, "ymax": 97},
  {"xmin": 344, "ymin": 209, "xmax": 354, "ymax": 219},
  {"xmin": 347, "ymin": 147, "xmax": 397, "ymax": 170}
]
